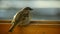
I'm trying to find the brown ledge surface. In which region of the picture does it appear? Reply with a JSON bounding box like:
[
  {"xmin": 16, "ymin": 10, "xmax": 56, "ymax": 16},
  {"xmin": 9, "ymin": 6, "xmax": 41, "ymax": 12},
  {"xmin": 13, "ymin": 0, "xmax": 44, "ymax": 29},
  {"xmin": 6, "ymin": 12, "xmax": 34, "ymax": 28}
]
[
  {"xmin": 0, "ymin": 20, "xmax": 60, "ymax": 24},
  {"xmin": 0, "ymin": 20, "xmax": 60, "ymax": 34}
]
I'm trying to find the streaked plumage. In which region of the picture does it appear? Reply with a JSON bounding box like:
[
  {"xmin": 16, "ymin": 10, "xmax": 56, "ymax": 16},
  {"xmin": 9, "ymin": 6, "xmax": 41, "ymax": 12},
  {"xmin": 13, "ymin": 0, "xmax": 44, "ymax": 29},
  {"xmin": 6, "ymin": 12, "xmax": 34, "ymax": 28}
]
[{"xmin": 9, "ymin": 7, "xmax": 33, "ymax": 32}]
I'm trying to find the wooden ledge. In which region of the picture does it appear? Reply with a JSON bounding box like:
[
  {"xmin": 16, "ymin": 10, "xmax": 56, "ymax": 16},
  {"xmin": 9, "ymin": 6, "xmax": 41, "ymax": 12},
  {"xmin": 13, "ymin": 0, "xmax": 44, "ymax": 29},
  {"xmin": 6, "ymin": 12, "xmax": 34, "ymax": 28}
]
[
  {"xmin": 0, "ymin": 20, "xmax": 11, "ymax": 23},
  {"xmin": 0, "ymin": 20, "xmax": 60, "ymax": 24},
  {"xmin": 0, "ymin": 20, "xmax": 60, "ymax": 34}
]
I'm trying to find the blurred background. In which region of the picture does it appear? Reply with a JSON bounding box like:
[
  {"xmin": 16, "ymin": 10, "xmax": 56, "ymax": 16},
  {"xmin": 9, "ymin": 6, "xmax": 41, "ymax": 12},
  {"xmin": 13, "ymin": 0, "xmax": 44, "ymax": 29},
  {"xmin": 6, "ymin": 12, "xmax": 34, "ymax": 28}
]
[{"xmin": 0, "ymin": 0, "xmax": 60, "ymax": 20}]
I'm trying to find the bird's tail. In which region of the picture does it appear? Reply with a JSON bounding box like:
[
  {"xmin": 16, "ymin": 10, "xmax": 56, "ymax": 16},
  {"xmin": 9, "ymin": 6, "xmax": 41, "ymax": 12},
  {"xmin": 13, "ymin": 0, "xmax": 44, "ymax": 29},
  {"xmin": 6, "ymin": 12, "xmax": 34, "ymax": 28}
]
[{"xmin": 9, "ymin": 23, "xmax": 17, "ymax": 32}]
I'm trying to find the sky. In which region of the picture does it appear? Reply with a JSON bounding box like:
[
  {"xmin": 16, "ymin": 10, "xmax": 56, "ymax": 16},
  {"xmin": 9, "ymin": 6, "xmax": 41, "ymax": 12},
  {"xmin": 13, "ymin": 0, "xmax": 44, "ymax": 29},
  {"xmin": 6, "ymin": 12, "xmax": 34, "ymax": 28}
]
[
  {"xmin": 0, "ymin": 1, "xmax": 60, "ymax": 8},
  {"xmin": 0, "ymin": 0, "xmax": 60, "ymax": 20}
]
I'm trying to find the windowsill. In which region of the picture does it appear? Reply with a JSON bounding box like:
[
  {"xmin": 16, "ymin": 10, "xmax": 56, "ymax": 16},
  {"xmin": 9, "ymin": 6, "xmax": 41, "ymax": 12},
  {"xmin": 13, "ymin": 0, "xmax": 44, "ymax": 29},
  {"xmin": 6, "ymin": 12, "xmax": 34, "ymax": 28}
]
[{"xmin": 0, "ymin": 20, "xmax": 60, "ymax": 24}]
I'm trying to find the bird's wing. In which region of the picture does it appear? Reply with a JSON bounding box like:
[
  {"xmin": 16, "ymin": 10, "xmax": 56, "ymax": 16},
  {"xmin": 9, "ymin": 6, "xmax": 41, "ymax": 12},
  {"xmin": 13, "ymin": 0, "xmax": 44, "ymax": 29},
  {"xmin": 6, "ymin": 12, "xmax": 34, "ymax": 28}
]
[
  {"xmin": 11, "ymin": 11, "xmax": 23, "ymax": 24},
  {"xmin": 19, "ymin": 11, "xmax": 30, "ymax": 25}
]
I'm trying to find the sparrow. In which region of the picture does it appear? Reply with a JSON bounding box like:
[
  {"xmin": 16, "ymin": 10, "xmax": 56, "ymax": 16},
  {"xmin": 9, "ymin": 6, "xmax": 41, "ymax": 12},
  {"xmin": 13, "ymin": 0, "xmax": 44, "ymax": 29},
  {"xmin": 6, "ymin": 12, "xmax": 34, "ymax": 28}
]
[{"xmin": 8, "ymin": 7, "xmax": 33, "ymax": 32}]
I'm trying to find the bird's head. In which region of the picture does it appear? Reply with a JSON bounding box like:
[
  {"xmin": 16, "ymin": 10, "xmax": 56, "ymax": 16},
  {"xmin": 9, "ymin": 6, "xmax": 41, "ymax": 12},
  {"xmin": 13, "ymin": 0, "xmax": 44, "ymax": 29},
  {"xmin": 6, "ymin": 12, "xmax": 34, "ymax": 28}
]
[{"xmin": 23, "ymin": 7, "xmax": 33, "ymax": 11}]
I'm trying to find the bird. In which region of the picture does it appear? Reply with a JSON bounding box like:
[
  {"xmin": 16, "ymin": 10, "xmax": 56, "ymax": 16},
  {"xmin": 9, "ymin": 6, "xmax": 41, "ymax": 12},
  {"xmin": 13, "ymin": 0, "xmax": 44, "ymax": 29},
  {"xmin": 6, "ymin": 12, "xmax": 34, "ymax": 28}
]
[{"xmin": 8, "ymin": 7, "xmax": 33, "ymax": 32}]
